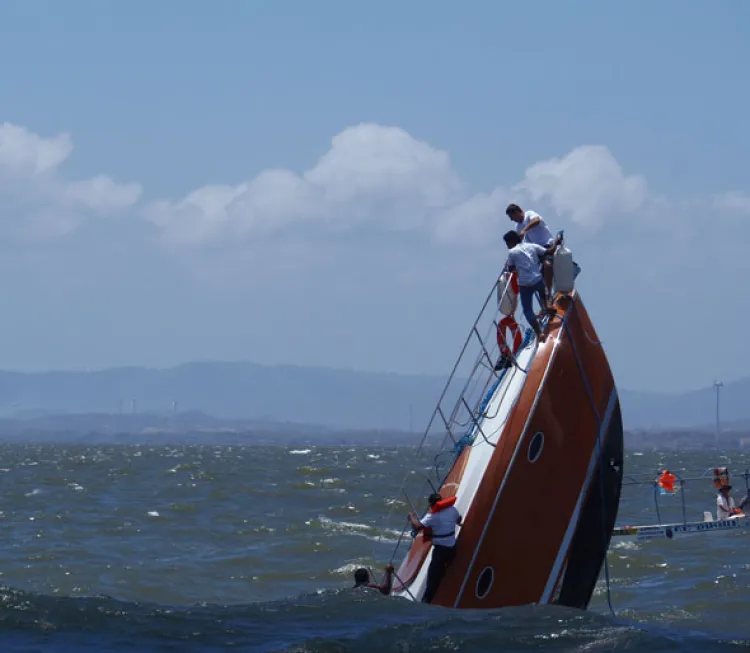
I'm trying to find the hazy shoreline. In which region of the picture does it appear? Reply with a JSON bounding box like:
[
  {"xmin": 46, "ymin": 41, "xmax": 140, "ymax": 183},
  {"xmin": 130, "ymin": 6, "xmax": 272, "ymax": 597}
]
[
  {"xmin": 0, "ymin": 410, "xmax": 747, "ymax": 450},
  {"xmin": 0, "ymin": 360, "xmax": 747, "ymax": 433}
]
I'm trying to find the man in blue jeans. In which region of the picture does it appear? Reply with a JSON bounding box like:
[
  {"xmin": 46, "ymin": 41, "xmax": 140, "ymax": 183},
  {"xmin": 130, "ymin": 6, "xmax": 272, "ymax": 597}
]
[
  {"xmin": 505, "ymin": 203, "xmax": 556, "ymax": 303},
  {"xmin": 502, "ymin": 230, "xmax": 562, "ymax": 342}
]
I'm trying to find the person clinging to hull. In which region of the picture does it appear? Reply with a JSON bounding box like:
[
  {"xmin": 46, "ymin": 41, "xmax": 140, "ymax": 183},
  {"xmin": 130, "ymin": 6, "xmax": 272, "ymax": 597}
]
[
  {"xmin": 502, "ymin": 230, "xmax": 562, "ymax": 342},
  {"xmin": 408, "ymin": 492, "xmax": 462, "ymax": 604},
  {"xmin": 352, "ymin": 563, "xmax": 394, "ymax": 595},
  {"xmin": 505, "ymin": 203, "xmax": 556, "ymax": 303}
]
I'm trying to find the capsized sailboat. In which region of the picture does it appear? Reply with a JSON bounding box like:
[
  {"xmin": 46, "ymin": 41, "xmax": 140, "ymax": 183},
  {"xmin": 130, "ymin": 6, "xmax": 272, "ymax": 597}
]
[{"xmin": 382, "ymin": 238, "xmax": 624, "ymax": 610}]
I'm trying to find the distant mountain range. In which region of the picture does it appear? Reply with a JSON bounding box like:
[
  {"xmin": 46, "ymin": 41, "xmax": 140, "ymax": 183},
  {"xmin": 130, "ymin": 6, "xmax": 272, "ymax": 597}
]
[
  {"xmin": 619, "ymin": 380, "xmax": 750, "ymax": 431},
  {"xmin": 0, "ymin": 361, "xmax": 746, "ymax": 432}
]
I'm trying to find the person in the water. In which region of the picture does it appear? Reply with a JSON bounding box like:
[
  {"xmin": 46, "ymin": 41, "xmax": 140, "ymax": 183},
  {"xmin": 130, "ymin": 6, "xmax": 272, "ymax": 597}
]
[{"xmin": 353, "ymin": 563, "xmax": 394, "ymax": 595}]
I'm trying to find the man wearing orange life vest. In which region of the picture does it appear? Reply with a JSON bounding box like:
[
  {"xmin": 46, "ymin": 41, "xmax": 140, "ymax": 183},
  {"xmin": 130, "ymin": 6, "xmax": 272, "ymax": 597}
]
[{"xmin": 408, "ymin": 492, "xmax": 462, "ymax": 604}]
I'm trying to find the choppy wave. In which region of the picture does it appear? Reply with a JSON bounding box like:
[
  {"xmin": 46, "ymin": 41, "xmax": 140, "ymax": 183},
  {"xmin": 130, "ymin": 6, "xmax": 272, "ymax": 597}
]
[{"xmin": 1, "ymin": 585, "xmax": 748, "ymax": 653}]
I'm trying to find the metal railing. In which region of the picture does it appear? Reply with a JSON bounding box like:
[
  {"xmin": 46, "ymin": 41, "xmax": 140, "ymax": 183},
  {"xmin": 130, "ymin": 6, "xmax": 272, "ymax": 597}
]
[
  {"xmin": 620, "ymin": 467, "xmax": 750, "ymax": 526},
  {"xmin": 377, "ymin": 270, "xmax": 554, "ymax": 575}
]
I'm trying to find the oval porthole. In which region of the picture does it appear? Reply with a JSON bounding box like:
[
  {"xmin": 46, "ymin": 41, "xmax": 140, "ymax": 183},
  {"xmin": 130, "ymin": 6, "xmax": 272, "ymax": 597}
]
[
  {"xmin": 528, "ymin": 432, "xmax": 544, "ymax": 463},
  {"xmin": 475, "ymin": 566, "xmax": 494, "ymax": 599}
]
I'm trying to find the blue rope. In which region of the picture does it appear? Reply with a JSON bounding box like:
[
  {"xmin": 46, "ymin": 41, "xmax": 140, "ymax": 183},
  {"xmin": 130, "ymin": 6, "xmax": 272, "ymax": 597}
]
[
  {"xmin": 419, "ymin": 327, "xmax": 534, "ymax": 539},
  {"xmin": 427, "ymin": 326, "xmax": 535, "ymax": 507},
  {"xmin": 451, "ymin": 327, "xmax": 534, "ymax": 459}
]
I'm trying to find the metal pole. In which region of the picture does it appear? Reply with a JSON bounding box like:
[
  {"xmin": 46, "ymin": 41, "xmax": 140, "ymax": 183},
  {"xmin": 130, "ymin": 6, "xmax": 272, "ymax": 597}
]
[{"xmin": 714, "ymin": 380, "xmax": 723, "ymax": 446}]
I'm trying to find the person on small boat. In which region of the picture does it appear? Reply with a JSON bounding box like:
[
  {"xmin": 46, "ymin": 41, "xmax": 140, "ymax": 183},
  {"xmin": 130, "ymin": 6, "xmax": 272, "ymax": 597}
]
[
  {"xmin": 505, "ymin": 203, "xmax": 556, "ymax": 301},
  {"xmin": 657, "ymin": 469, "xmax": 676, "ymax": 493},
  {"xmin": 716, "ymin": 485, "xmax": 748, "ymax": 521},
  {"xmin": 353, "ymin": 563, "xmax": 394, "ymax": 595},
  {"xmin": 408, "ymin": 492, "xmax": 462, "ymax": 604},
  {"xmin": 502, "ymin": 230, "xmax": 563, "ymax": 342}
]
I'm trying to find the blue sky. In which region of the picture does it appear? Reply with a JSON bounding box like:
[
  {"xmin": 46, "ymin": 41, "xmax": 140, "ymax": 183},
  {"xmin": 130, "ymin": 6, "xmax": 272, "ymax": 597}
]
[{"xmin": 0, "ymin": 0, "xmax": 747, "ymax": 393}]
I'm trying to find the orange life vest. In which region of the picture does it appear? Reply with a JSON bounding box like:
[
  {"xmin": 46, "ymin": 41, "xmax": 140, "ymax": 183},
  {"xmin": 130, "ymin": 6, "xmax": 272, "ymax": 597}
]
[
  {"xmin": 422, "ymin": 495, "xmax": 458, "ymax": 542},
  {"xmin": 429, "ymin": 495, "xmax": 457, "ymax": 513},
  {"xmin": 658, "ymin": 470, "xmax": 676, "ymax": 493}
]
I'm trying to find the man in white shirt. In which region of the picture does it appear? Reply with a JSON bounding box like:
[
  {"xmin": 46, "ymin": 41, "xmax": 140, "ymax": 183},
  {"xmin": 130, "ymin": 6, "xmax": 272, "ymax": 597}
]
[
  {"xmin": 716, "ymin": 485, "xmax": 748, "ymax": 521},
  {"xmin": 408, "ymin": 492, "xmax": 462, "ymax": 604},
  {"xmin": 505, "ymin": 203, "xmax": 555, "ymax": 301},
  {"xmin": 503, "ymin": 230, "xmax": 562, "ymax": 342}
]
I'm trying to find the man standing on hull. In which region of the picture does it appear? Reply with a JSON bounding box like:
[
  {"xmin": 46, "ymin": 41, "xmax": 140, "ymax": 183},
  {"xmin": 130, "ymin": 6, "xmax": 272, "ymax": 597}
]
[
  {"xmin": 408, "ymin": 492, "xmax": 462, "ymax": 604},
  {"xmin": 505, "ymin": 203, "xmax": 555, "ymax": 303},
  {"xmin": 503, "ymin": 230, "xmax": 562, "ymax": 342}
]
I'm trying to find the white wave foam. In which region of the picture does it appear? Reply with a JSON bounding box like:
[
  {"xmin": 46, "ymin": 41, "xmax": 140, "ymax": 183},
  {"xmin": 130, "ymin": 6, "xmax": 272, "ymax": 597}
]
[
  {"xmin": 318, "ymin": 515, "xmax": 402, "ymax": 543},
  {"xmin": 611, "ymin": 540, "xmax": 640, "ymax": 551}
]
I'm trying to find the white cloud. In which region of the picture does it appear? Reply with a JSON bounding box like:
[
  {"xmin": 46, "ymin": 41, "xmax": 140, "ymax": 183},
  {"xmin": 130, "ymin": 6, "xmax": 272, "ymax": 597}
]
[
  {"xmin": 512, "ymin": 145, "xmax": 649, "ymax": 228},
  {"xmin": 1, "ymin": 119, "xmax": 743, "ymax": 264},
  {"xmin": 144, "ymin": 125, "xmax": 663, "ymax": 252},
  {"xmin": 304, "ymin": 124, "xmax": 462, "ymax": 208},
  {"xmin": 0, "ymin": 122, "xmax": 142, "ymax": 240},
  {"xmin": 0, "ymin": 122, "xmax": 73, "ymax": 175},
  {"xmin": 63, "ymin": 175, "xmax": 142, "ymax": 214},
  {"xmin": 714, "ymin": 191, "xmax": 750, "ymax": 214},
  {"xmin": 144, "ymin": 123, "xmax": 466, "ymax": 246},
  {"xmin": 144, "ymin": 184, "xmax": 247, "ymax": 246},
  {"xmin": 432, "ymin": 187, "xmax": 508, "ymax": 247}
]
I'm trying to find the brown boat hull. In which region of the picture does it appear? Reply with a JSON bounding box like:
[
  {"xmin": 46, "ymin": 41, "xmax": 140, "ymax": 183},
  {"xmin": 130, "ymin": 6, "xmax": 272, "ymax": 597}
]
[{"xmin": 393, "ymin": 291, "xmax": 623, "ymax": 610}]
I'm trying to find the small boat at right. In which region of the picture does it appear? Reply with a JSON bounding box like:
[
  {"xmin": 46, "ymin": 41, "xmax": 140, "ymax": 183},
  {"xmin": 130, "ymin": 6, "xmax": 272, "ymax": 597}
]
[{"xmin": 612, "ymin": 466, "xmax": 750, "ymax": 542}]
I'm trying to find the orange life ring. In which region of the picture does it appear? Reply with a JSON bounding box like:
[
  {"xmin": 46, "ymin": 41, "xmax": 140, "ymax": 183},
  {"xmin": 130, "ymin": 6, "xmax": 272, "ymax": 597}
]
[
  {"xmin": 509, "ymin": 271, "xmax": 519, "ymax": 294},
  {"xmin": 497, "ymin": 316, "xmax": 522, "ymax": 355}
]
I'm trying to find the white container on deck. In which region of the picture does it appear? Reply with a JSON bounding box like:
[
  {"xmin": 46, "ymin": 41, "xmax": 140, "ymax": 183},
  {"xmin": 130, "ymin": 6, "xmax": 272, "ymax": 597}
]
[
  {"xmin": 553, "ymin": 245, "xmax": 576, "ymax": 294},
  {"xmin": 497, "ymin": 271, "xmax": 518, "ymax": 316}
]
